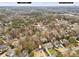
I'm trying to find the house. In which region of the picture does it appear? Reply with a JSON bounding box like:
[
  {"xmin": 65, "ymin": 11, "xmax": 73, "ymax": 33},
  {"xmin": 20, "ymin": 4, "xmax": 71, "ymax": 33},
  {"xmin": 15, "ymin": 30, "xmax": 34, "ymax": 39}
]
[
  {"xmin": 60, "ymin": 39, "xmax": 69, "ymax": 47},
  {"xmin": 0, "ymin": 45, "xmax": 8, "ymax": 54},
  {"xmin": 0, "ymin": 52, "xmax": 7, "ymax": 57},
  {"xmin": 53, "ymin": 41, "xmax": 60, "ymax": 48},
  {"xmin": 32, "ymin": 49, "xmax": 47, "ymax": 57},
  {"xmin": 40, "ymin": 37, "xmax": 48, "ymax": 43},
  {"xmin": 55, "ymin": 47, "xmax": 69, "ymax": 56},
  {"xmin": 43, "ymin": 42, "xmax": 53, "ymax": 49},
  {"xmin": 32, "ymin": 45, "xmax": 47, "ymax": 57},
  {"xmin": 19, "ymin": 50, "xmax": 29, "ymax": 57}
]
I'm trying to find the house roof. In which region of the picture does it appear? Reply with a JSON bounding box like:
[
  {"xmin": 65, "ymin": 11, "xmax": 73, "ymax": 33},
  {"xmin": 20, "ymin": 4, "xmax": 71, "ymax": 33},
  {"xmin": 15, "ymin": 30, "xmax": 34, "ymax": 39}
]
[{"xmin": 43, "ymin": 42, "xmax": 53, "ymax": 49}]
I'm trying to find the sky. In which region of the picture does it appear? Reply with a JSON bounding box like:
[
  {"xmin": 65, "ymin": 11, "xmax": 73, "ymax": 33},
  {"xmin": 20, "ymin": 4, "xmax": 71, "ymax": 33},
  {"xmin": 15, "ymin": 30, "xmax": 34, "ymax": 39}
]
[{"xmin": 0, "ymin": 2, "xmax": 78, "ymax": 6}]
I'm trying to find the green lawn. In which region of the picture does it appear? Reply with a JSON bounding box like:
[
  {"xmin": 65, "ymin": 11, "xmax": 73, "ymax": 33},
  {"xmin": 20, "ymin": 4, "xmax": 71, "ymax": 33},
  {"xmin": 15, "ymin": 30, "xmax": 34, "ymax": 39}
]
[
  {"xmin": 48, "ymin": 49, "xmax": 57, "ymax": 55},
  {"xmin": 48, "ymin": 49, "xmax": 63, "ymax": 57}
]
